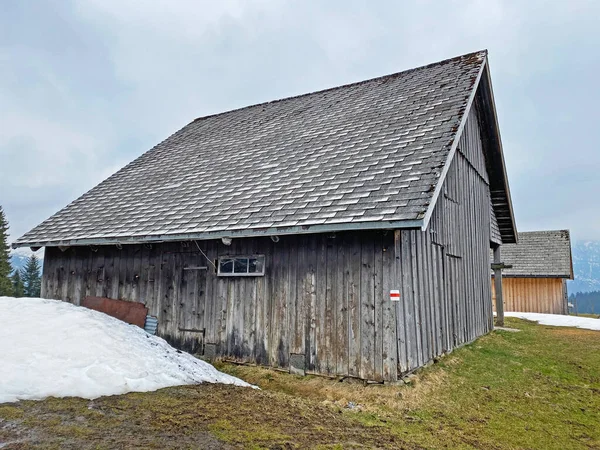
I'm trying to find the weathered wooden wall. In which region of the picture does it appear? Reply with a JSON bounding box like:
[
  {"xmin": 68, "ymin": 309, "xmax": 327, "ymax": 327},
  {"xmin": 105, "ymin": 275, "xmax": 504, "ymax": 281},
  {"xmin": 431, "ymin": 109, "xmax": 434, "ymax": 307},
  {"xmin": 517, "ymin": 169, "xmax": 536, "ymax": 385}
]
[
  {"xmin": 42, "ymin": 230, "xmax": 399, "ymax": 381},
  {"xmin": 492, "ymin": 277, "xmax": 567, "ymax": 315},
  {"xmin": 400, "ymin": 104, "xmax": 494, "ymax": 373}
]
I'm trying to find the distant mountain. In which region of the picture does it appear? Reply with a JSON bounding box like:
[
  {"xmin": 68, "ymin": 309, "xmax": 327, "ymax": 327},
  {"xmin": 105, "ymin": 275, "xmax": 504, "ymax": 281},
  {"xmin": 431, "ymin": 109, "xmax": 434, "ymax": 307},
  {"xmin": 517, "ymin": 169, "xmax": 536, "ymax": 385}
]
[
  {"xmin": 9, "ymin": 251, "xmax": 43, "ymax": 275},
  {"xmin": 567, "ymin": 240, "xmax": 600, "ymax": 294},
  {"xmin": 10, "ymin": 253, "xmax": 29, "ymax": 272}
]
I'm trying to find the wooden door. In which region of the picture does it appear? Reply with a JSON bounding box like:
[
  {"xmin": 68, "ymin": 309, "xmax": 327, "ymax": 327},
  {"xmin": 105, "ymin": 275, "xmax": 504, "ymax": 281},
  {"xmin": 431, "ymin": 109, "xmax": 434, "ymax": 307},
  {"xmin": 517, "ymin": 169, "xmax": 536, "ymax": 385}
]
[{"xmin": 177, "ymin": 252, "xmax": 208, "ymax": 354}]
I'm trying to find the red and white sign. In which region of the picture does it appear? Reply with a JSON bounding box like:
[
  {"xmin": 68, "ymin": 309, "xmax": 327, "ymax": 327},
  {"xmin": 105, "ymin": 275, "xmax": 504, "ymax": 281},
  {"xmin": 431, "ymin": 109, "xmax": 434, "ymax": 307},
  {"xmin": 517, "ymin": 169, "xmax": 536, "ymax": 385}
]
[{"xmin": 390, "ymin": 290, "xmax": 400, "ymax": 302}]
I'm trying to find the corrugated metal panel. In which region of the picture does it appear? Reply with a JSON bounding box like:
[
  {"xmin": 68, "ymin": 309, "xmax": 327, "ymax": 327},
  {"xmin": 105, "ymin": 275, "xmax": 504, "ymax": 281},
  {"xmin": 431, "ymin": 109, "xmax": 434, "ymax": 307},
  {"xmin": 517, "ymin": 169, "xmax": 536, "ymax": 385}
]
[{"xmin": 144, "ymin": 316, "xmax": 159, "ymax": 335}]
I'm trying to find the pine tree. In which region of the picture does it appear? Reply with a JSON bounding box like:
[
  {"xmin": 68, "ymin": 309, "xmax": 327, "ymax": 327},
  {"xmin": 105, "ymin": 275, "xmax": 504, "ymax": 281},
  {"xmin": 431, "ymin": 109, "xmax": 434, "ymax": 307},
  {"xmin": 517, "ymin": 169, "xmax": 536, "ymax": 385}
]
[
  {"xmin": 22, "ymin": 254, "xmax": 42, "ymax": 298},
  {"xmin": 11, "ymin": 269, "xmax": 24, "ymax": 297},
  {"xmin": 0, "ymin": 206, "xmax": 13, "ymax": 296}
]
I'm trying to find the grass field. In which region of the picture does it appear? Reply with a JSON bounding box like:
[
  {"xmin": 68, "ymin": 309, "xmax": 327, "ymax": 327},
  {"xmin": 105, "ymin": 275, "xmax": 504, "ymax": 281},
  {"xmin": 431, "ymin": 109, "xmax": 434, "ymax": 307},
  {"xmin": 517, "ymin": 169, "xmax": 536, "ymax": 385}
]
[{"xmin": 1, "ymin": 317, "xmax": 599, "ymax": 449}]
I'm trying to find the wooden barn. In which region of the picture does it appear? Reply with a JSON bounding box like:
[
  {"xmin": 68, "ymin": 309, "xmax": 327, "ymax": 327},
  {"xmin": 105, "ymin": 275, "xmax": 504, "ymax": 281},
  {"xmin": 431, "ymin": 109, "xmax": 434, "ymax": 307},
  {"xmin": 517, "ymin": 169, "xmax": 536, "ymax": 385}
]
[
  {"xmin": 492, "ymin": 230, "xmax": 573, "ymax": 315},
  {"xmin": 14, "ymin": 50, "xmax": 517, "ymax": 382}
]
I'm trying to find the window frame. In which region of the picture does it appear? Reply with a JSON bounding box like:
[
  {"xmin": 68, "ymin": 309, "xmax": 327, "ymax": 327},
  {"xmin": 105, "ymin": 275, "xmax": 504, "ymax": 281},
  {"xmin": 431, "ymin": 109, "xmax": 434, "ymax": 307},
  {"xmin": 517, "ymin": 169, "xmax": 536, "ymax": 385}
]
[{"xmin": 217, "ymin": 254, "xmax": 266, "ymax": 277}]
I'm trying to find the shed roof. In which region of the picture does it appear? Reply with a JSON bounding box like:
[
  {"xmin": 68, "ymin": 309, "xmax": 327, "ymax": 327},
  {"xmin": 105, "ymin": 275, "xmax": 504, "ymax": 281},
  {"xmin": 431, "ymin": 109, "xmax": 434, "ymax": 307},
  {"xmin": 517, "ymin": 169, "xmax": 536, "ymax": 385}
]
[
  {"xmin": 13, "ymin": 50, "xmax": 516, "ymax": 249},
  {"xmin": 500, "ymin": 230, "xmax": 574, "ymax": 279}
]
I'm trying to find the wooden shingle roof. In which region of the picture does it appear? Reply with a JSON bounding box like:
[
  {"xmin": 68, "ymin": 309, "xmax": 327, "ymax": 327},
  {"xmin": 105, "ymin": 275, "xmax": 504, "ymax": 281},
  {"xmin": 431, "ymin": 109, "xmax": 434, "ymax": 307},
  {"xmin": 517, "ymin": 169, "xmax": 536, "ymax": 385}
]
[
  {"xmin": 14, "ymin": 50, "xmax": 515, "ymax": 248},
  {"xmin": 500, "ymin": 230, "xmax": 574, "ymax": 279}
]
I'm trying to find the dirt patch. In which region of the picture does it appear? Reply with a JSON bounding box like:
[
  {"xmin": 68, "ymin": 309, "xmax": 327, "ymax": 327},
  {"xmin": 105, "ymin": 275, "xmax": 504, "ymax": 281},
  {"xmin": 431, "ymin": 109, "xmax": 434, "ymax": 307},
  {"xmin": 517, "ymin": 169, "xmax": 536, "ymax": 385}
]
[
  {"xmin": 215, "ymin": 360, "xmax": 451, "ymax": 415},
  {"xmin": 0, "ymin": 384, "xmax": 410, "ymax": 449}
]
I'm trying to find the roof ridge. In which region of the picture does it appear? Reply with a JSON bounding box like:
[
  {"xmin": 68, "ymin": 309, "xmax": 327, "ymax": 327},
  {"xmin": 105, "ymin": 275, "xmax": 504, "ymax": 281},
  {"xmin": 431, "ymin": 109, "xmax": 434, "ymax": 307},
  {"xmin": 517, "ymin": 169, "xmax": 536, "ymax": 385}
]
[
  {"xmin": 192, "ymin": 49, "xmax": 488, "ymax": 124},
  {"xmin": 518, "ymin": 229, "xmax": 570, "ymax": 235}
]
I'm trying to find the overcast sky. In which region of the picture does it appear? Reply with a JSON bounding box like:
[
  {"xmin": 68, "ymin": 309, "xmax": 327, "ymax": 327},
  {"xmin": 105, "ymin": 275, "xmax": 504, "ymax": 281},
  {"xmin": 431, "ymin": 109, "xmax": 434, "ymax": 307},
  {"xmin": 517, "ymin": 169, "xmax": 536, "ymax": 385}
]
[{"xmin": 1, "ymin": 0, "xmax": 599, "ymax": 250}]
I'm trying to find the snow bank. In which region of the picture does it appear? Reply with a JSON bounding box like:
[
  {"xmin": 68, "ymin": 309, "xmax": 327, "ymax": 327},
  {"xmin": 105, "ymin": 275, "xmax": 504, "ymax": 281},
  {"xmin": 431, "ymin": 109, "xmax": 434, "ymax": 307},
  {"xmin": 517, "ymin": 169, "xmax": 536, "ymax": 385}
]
[
  {"xmin": 0, "ymin": 297, "xmax": 254, "ymax": 404},
  {"xmin": 505, "ymin": 312, "xmax": 600, "ymax": 331}
]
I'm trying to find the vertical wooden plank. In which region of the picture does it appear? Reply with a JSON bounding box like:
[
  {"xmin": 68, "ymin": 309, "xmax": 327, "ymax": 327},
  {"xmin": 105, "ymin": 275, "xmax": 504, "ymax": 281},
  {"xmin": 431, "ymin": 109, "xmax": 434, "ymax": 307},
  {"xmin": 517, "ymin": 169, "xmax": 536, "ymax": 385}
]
[
  {"xmin": 261, "ymin": 238, "xmax": 276, "ymax": 363},
  {"xmin": 167, "ymin": 246, "xmax": 179, "ymax": 337},
  {"xmin": 93, "ymin": 247, "xmax": 105, "ymax": 299},
  {"xmin": 315, "ymin": 235, "xmax": 328, "ymax": 374},
  {"xmin": 138, "ymin": 244, "xmax": 150, "ymax": 307},
  {"xmin": 244, "ymin": 239, "xmax": 257, "ymax": 362},
  {"xmin": 121, "ymin": 245, "xmax": 133, "ymax": 301},
  {"xmin": 335, "ymin": 235, "xmax": 347, "ymax": 376},
  {"xmin": 171, "ymin": 250, "xmax": 183, "ymax": 343},
  {"xmin": 44, "ymin": 248, "xmax": 56, "ymax": 299},
  {"xmin": 416, "ymin": 231, "xmax": 430, "ymax": 363},
  {"xmin": 40, "ymin": 249, "xmax": 49, "ymax": 298},
  {"xmin": 410, "ymin": 231, "xmax": 423, "ymax": 369},
  {"xmin": 430, "ymin": 243, "xmax": 441, "ymax": 354},
  {"xmin": 131, "ymin": 245, "xmax": 143, "ymax": 303},
  {"xmin": 348, "ymin": 233, "xmax": 362, "ymax": 377},
  {"xmin": 270, "ymin": 236, "xmax": 289, "ymax": 367},
  {"xmin": 53, "ymin": 252, "xmax": 63, "ymax": 300},
  {"xmin": 156, "ymin": 246, "xmax": 173, "ymax": 336},
  {"xmin": 103, "ymin": 250, "xmax": 116, "ymax": 299},
  {"xmin": 383, "ymin": 232, "xmax": 398, "ymax": 381},
  {"xmin": 294, "ymin": 235, "xmax": 308, "ymax": 363},
  {"xmin": 287, "ymin": 235, "xmax": 299, "ymax": 361},
  {"xmin": 192, "ymin": 247, "xmax": 208, "ymax": 354},
  {"xmin": 82, "ymin": 248, "xmax": 94, "ymax": 301},
  {"xmin": 360, "ymin": 233, "xmax": 375, "ymax": 380},
  {"xmin": 203, "ymin": 240, "xmax": 217, "ymax": 344},
  {"xmin": 394, "ymin": 230, "xmax": 407, "ymax": 374},
  {"xmin": 440, "ymin": 246, "xmax": 451, "ymax": 353},
  {"xmin": 232, "ymin": 240, "xmax": 245, "ymax": 358},
  {"xmin": 324, "ymin": 235, "xmax": 337, "ymax": 375},
  {"xmin": 146, "ymin": 244, "xmax": 159, "ymax": 317},
  {"xmin": 306, "ymin": 236, "xmax": 318, "ymax": 372},
  {"xmin": 224, "ymin": 247, "xmax": 237, "ymax": 357},
  {"xmin": 374, "ymin": 232, "xmax": 384, "ymax": 381},
  {"xmin": 282, "ymin": 237, "xmax": 292, "ymax": 367},
  {"xmin": 114, "ymin": 247, "xmax": 125, "ymax": 300},
  {"xmin": 72, "ymin": 247, "xmax": 85, "ymax": 305},
  {"xmin": 450, "ymin": 256, "xmax": 460, "ymax": 349},
  {"xmin": 62, "ymin": 249, "xmax": 73, "ymax": 303},
  {"xmin": 257, "ymin": 238, "xmax": 272, "ymax": 365},
  {"xmin": 179, "ymin": 251, "xmax": 193, "ymax": 331},
  {"xmin": 400, "ymin": 231, "xmax": 416, "ymax": 371},
  {"xmin": 215, "ymin": 242, "xmax": 229, "ymax": 355}
]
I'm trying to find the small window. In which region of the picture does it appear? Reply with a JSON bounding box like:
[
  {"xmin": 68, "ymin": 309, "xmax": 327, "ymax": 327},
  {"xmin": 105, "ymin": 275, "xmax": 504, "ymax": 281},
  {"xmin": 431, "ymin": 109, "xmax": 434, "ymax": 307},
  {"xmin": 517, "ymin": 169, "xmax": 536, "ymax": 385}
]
[{"xmin": 218, "ymin": 255, "xmax": 265, "ymax": 276}]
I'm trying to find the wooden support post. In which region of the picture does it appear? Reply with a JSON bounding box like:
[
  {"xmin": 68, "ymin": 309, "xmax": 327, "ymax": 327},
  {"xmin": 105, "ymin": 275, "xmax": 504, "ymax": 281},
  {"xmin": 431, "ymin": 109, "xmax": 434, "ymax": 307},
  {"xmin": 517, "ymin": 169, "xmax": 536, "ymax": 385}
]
[{"xmin": 493, "ymin": 246, "xmax": 504, "ymax": 327}]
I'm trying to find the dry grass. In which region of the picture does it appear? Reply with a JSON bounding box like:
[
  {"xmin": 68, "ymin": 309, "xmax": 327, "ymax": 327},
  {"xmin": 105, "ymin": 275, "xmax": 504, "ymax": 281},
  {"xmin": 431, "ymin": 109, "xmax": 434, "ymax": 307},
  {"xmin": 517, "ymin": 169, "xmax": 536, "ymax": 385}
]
[
  {"xmin": 214, "ymin": 361, "xmax": 451, "ymax": 414},
  {"xmin": 218, "ymin": 318, "xmax": 600, "ymax": 449}
]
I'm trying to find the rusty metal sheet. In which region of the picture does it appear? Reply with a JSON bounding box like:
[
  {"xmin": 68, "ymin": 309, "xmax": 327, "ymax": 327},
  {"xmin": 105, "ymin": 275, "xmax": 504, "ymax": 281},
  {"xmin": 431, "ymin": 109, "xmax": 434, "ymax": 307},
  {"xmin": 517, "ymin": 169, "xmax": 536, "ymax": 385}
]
[{"xmin": 82, "ymin": 296, "xmax": 148, "ymax": 328}]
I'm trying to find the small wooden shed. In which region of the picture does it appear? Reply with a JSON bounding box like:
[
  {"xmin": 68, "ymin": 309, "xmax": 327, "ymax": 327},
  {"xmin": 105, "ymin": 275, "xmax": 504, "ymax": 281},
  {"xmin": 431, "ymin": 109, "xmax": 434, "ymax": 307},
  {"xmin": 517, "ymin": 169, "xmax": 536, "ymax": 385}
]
[
  {"xmin": 14, "ymin": 50, "xmax": 516, "ymax": 381},
  {"xmin": 492, "ymin": 230, "xmax": 574, "ymax": 315}
]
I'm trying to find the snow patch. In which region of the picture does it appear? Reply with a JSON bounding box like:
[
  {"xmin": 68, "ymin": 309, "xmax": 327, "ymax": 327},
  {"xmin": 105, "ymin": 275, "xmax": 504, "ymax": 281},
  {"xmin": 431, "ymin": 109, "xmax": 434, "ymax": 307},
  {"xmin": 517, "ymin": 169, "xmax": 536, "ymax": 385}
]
[
  {"xmin": 505, "ymin": 312, "xmax": 600, "ymax": 331},
  {"xmin": 0, "ymin": 297, "xmax": 254, "ymax": 404}
]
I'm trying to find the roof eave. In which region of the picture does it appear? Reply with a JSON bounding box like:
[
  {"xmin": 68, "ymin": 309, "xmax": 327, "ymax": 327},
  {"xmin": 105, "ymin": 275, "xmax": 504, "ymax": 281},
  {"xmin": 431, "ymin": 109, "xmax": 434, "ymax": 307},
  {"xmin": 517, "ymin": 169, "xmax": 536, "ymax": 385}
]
[
  {"xmin": 12, "ymin": 218, "xmax": 425, "ymax": 249},
  {"xmin": 499, "ymin": 274, "xmax": 574, "ymax": 279},
  {"xmin": 480, "ymin": 62, "xmax": 518, "ymax": 244}
]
